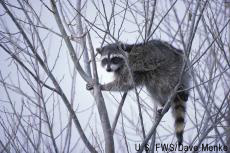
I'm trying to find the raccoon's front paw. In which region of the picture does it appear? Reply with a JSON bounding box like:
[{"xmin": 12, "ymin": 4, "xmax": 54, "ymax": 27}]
[
  {"xmin": 86, "ymin": 83, "xmax": 94, "ymax": 90},
  {"xmin": 157, "ymin": 108, "xmax": 163, "ymax": 114}
]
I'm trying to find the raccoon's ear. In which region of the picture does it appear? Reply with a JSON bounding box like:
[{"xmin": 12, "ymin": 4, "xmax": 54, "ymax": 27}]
[
  {"xmin": 96, "ymin": 48, "xmax": 102, "ymax": 54},
  {"xmin": 119, "ymin": 43, "xmax": 132, "ymax": 52},
  {"xmin": 120, "ymin": 43, "xmax": 126, "ymax": 50}
]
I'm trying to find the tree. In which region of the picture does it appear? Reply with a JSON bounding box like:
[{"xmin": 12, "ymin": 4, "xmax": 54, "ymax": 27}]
[{"xmin": 0, "ymin": 0, "xmax": 229, "ymax": 152}]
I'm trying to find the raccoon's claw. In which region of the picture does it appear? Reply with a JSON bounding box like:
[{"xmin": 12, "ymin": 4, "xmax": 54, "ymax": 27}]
[{"xmin": 86, "ymin": 83, "xmax": 94, "ymax": 90}]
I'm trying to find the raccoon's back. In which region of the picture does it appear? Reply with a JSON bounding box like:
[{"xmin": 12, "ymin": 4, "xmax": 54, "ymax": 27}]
[{"xmin": 128, "ymin": 40, "xmax": 184, "ymax": 73}]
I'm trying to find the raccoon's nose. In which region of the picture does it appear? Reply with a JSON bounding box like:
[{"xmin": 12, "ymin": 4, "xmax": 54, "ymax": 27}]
[{"xmin": 106, "ymin": 67, "xmax": 112, "ymax": 72}]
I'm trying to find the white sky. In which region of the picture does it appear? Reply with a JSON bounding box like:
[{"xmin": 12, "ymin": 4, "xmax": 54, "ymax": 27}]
[{"xmin": 0, "ymin": 0, "xmax": 229, "ymax": 152}]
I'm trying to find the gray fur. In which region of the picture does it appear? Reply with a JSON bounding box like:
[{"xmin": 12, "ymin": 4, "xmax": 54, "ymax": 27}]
[{"xmin": 87, "ymin": 40, "xmax": 190, "ymax": 144}]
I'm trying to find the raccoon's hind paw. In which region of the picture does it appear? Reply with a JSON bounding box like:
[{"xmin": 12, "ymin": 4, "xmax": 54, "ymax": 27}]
[{"xmin": 86, "ymin": 83, "xmax": 94, "ymax": 90}]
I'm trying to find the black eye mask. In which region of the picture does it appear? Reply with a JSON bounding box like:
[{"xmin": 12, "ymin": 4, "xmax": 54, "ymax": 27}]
[
  {"xmin": 111, "ymin": 57, "xmax": 123, "ymax": 64},
  {"xmin": 101, "ymin": 58, "xmax": 108, "ymax": 66}
]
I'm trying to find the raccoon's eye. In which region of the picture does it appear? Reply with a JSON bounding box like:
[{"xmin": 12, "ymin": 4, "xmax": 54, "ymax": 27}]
[
  {"xmin": 101, "ymin": 58, "xmax": 108, "ymax": 66},
  {"xmin": 111, "ymin": 57, "xmax": 122, "ymax": 64}
]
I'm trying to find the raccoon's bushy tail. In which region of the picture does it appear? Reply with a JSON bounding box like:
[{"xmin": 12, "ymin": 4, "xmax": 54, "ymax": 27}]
[{"xmin": 172, "ymin": 86, "xmax": 189, "ymax": 145}]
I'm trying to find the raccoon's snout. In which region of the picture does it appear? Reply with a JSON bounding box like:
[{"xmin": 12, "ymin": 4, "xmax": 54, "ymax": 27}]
[{"xmin": 106, "ymin": 66, "xmax": 112, "ymax": 72}]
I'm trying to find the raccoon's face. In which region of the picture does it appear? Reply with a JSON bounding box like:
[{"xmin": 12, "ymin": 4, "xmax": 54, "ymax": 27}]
[
  {"xmin": 100, "ymin": 54, "xmax": 125, "ymax": 72},
  {"xmin": 96, "ymin": 44, "xmax": 125, "ymax": 72}
]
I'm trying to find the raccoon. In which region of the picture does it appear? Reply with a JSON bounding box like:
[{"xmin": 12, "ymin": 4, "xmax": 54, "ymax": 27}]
[{"xmin": 86, "ymin": 40, "xmax": 190, "ymax": 145}]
